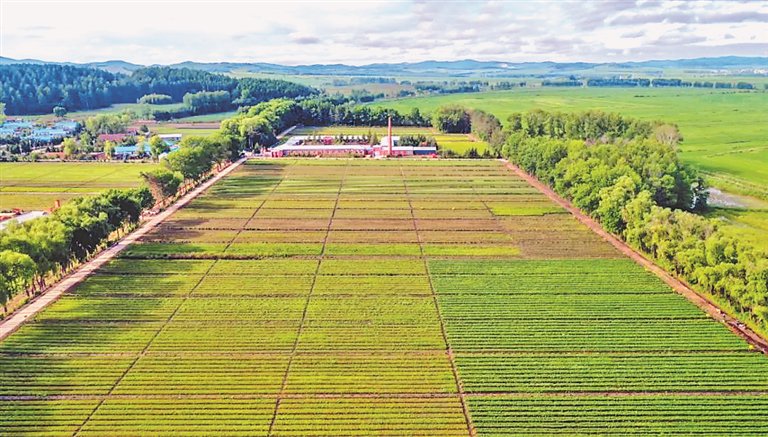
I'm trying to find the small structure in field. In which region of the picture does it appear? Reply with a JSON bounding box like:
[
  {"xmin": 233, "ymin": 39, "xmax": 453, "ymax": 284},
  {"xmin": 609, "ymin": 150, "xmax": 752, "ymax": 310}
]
[
  {"xmin": 0, "ymin": 210, "xmax": 49, "ymax": 231},
  {"xmin": 270, "ymin": 135, "xmax": 438, "ymax": 157},
  {"xmin": 269, "ymin": 117, "xmax": 436, "ymax": 158}
]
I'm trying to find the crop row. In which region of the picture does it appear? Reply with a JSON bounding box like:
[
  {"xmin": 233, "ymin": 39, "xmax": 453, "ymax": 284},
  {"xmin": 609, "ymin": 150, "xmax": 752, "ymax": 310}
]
[
  {"xmin": 456, "ymin": 353, "xmax": 768, "ymax": 392},
  {"xmin": 144, "ymin": 229, "xmax": 523, "ymax": 245},
  {"xmin": 429, "ymin": 258, "xmax": 646, "ymax": 275},
  {"xmin": 437, "ymin": 293, "xmax": 707, "ymax": 320},
  {"xmin": 0, "ymin": 353, "xmax": 452, "ymax": 396},
  {"xmin": 76, "ymin": 273, "xmax": 434, "ymax": 297},
  {"xmin": 122, "ymin": 242, "xmax": 525, "ymax": 259},
  {"xmin": 442, "ymin": 318, "xmax": 748, "ymax": 352},
  {"xmin": 468, "ymin": 396, "xmax": 768, "ymax": 435},
  {"xmin": 431, "ymin": 273, "xmax": 668, "ymax": 295},
  {"xmin": 0, "ymin": 396, "xmax": 462, "ymax": 437}
]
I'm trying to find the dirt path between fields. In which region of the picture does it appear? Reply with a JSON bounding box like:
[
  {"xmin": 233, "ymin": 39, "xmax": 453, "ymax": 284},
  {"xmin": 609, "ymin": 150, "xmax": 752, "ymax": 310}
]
[
  {"xmin": 0, "ymin": 158, "xmax": 247, "ymax": 342},
  {"xmin": 502, "ymin": 160, "xmax": 768, "ymax": 355}
]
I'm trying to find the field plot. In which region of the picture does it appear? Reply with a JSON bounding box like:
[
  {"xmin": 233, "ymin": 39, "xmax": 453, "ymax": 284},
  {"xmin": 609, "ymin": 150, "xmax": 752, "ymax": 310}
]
[
  {"xmin": 2, "ymin": 159, "xmax": 768, "ymax": 436},
  {"xmin": 0, "ymin": 162, "xmax": 157, "ymax": 211}
]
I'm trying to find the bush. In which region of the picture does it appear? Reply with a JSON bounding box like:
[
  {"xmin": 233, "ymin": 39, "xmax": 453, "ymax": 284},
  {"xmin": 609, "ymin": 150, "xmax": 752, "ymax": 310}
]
[{"xmin": 138, "ymin": 94, "xmax": 174, "ymax": 104}]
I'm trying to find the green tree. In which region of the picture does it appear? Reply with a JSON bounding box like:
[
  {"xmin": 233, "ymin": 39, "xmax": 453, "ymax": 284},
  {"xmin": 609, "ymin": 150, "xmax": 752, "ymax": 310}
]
[
  {"xmin": 149, "ymin": 135, "xmax": 170, "ymax": 161},
  {"xmin": 653, "ymin": 124, "xmax": 682, "ymax": 147},
  {"xmin": 141, "ymin": 169, "xmax": 183, "ymax": 203},
  {"xmin": 103, "ymin": 140, "xmax": 116, "ymax": 159},
  {"xmin": 595, "ymin": 174, "xmax": 640, "ymax": 234},
  {"xmin": 0, "ymin": 250, "xmax": 37, "ymax": 312},
  {"xmin": 431, "ymin": 105, "xmax": 471, "ymax": 133},
  {"xmin": 79, "ymin": 130, "xmax": 95, "ymax": 148},
  {"xmin": 53, "ymin": 106, "xmax": 67, "ymax": 118},
  {"xmin": 163, "ymin": 136, "xmax": 225, "ymax": 183},
  {"xmin": 62, "ymin": 137, "xmax": 79, "ymax": 159}
]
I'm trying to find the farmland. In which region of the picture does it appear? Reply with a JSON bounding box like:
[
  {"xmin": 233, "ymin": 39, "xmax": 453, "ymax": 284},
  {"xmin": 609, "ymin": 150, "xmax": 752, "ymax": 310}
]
[
  {"xmin": 2, "ymin": 159, "xmax": 768, "ymax": 435},
  {"xmin": 0, "ymin": 162, "xmax": 158, "ymax": 211},
  {"xmin": 373, "ymin": 87, "xmax": 768, "ymax": 199}
]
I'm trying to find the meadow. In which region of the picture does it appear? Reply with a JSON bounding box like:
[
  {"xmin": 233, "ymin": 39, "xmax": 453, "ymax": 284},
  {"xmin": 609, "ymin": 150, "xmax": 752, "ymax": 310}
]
[
  {"xmin": 24, "ymin": 103, "xmax": 188, "ymax": 122},
  {"xmin": 0, "ymin": 162, "xmax": 157, "ymax": 211},
  {"xmin": 2, "ymin": 159, "xmax": 767, "ymax": 435}
]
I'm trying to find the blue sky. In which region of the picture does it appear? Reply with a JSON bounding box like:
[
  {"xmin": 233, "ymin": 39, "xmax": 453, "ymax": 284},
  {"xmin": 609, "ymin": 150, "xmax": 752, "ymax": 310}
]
[{"xmin": 1, "ymin": 0, "xmax": 767, "ymax": 65}]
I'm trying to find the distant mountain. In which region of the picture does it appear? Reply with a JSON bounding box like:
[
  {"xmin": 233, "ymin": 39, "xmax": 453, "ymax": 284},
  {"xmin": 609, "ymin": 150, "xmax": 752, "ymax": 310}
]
[
  {"xmin": 81, "ymin": 60, "xmax": 143, "ymax": 74},
  {"xmin": 0, "ymin": 57, "xmax": 142, "ymax": 75},
  {"xmin": 2, "ymin": 56, "xmax": 767, "ymax": 78}
]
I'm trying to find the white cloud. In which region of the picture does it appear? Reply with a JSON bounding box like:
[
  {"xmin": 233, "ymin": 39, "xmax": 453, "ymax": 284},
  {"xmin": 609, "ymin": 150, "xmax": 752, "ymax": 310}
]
[{"xmin": 0, "ymin": 0, "xmax": 766, "ymax": 65}]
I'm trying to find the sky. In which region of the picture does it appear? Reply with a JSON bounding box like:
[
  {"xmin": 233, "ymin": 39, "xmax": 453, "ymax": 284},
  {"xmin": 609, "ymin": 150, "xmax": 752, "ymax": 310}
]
[{"xmin": 1, "ymin": 0, "xmax": 767, "ymax": 66}]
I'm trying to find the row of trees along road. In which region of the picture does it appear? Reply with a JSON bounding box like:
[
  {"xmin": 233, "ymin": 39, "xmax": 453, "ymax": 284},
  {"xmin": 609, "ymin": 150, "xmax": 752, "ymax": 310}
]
[
  {"xmin": 0, "ymin": 132, "xmax": 234, "ymax": 315},
  {"xmin": 500, "ymin": 109, "xmax": 768, "ymax": 328},
  {"xmin": 0, "ymin": 189, "xmax": 152, "ymax": 313}
]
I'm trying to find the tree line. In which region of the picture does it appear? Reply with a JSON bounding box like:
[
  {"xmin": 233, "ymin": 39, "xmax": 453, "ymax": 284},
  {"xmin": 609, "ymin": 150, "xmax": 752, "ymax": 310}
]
[
  {"xmin": 0, "ymin": 188, "xmax": 153, "ymax": 312},
  {"xmin": 0, "ymin": 64, "xmax": 318, "ymax": 115},
  {"xmin": 542, "ymin": 77, "xmax": 756, "ymax": 89},
  {"xmin": 0, "ymin": 130, "xmax": 236, "ymax": 313},
  {"xmin": 501, "ymin": 109, "xmax": 768, "ymax": 328}
]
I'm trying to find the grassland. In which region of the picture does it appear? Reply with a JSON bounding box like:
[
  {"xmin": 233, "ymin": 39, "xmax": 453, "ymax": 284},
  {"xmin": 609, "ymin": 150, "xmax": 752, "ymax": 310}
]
[
  {"xmin": 150, "ymin": 124, "xmax": 220, "ymax": 137},
  {"xmin": 292, "ymin": 126, "xmax": 490, "ymax": 154},
  {"xmin": 23, "ymin": 103, "xmax": 188, "ymax": 122},
  {"xmin": 18, "ymin": 103, "xmax": 236, "ymax": 125},
  {"xmin": 0, "ymin": 162, "xmax": 157, "ymax": 211},
  {"xmin": 1, "ymin": 159, "xmax": 767, "ymax": 435}
]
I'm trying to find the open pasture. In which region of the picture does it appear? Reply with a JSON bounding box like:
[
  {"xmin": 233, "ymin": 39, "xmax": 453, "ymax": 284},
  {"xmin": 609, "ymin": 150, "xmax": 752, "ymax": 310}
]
[
  {"xmin": 0, "ymin": 162, "xmax": 157, "ymax": 211},
  {"xmin": 1, "ymin": 159, "xmax": 767, "ymax": 435}
]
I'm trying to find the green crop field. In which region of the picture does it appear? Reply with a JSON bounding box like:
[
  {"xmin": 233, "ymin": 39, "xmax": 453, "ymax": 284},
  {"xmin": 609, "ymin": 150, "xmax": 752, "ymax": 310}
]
[
  {"xmin": 2, "ymin": 159, "xmax": 767, "ymax": 435},
  {"xmin": 0, "ymin": 162, "xmax": 157, "ymax": 211}
]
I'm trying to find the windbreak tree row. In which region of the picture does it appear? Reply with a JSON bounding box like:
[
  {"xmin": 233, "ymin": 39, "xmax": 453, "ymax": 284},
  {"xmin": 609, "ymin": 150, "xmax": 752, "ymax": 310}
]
[
  {"xmin": 0, "ymin": 131, "xmax": 235, "ymax": 315},
  {"xmin": 0, "ymin": 188, "xmax": 153, "ymax": 313},
  {"xmin": 502, "ymin": 109, "xmax": 768, "ymax": 328}
]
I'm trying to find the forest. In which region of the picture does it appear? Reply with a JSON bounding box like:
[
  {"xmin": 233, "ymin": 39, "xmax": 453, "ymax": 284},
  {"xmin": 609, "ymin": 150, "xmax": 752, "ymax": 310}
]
[{"xmin": 0, "ymin": 64, "xmax": 317, "ymax": 115}]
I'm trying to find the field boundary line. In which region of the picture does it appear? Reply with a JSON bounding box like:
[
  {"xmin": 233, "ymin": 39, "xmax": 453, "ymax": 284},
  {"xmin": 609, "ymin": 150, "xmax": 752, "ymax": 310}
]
[
  {"xmin": 501, "ymin": 159, "xmax": 768, "ymax": 355},
  {"xmin": 400, "ymin": 164, "xmax": 476, "ymax": 437},
  {"xmin": 267, "ymin": 160, "xmax": 349, "ymax": 437},
  {"xmin": 0, "ymin": 157, "xmax": 247, "ymax": 342}
]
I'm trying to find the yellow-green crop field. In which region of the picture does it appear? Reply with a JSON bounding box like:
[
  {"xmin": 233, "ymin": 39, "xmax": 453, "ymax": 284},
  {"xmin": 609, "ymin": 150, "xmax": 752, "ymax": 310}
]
[
  {"xmin": 2, "ymin": 159, "xmax": 767, "ymax": 435},
  {"xmin": 0, "ymin": 162, "xmax": 158, "ymax": 211}
]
